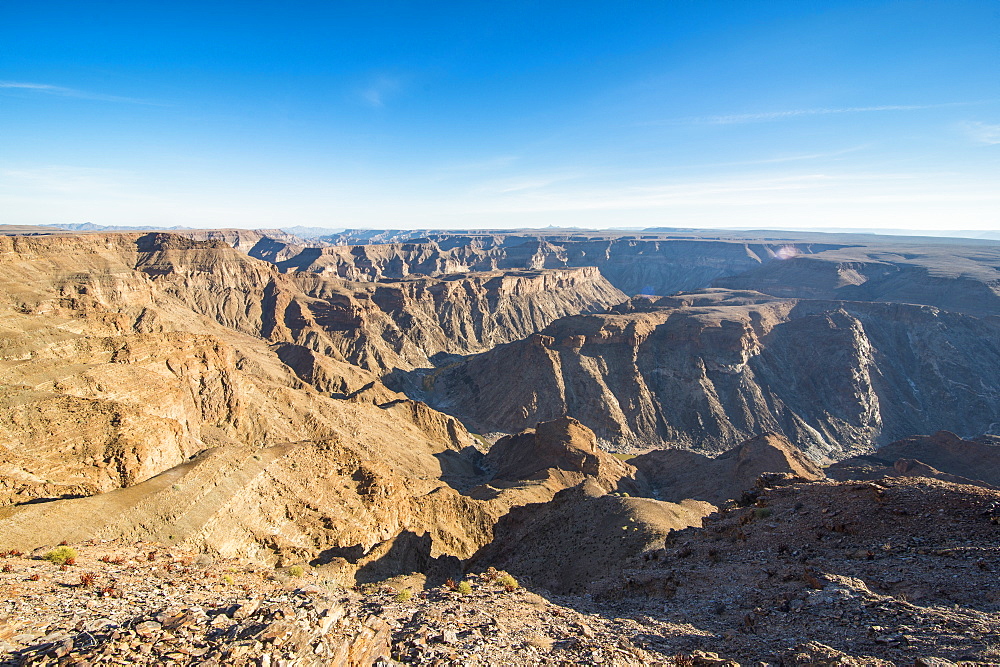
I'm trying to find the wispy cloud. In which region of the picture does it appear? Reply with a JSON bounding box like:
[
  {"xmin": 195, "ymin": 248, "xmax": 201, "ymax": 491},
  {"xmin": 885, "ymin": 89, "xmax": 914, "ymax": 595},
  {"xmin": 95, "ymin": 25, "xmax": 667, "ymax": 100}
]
[
  {"xmin": 961, "ymin": 121, "xmax": 1000, "ymax": 145},
  {"xmin": 632, "ymin": 102, "xmax": 980, "ymax": 127},
  {"xmin": 700, "ymin": 103, "xmax": 965, "ymax": 125},
  {"xmin": 686, "ymin": 145, "xmax": 871, "ymax": 169},
  {"xmin": 0, "ymin": 165, "xmax": 139, "ymax": 196},
  {"xmin": 445, "ymin": 155, "xmax": 520, "ymax": 172},
  {"xmin": 471, "ymin": 172, "xmax": 583, "ymax": 195},
  {"xmin": 0, "ymin": 80, "xmax": 157, "ymax": 104},
  {"xmin": 459, "ymin": 171, "xmax": 963, "ymax": 215},
  {"xmin": 359, "ymin": 76, "xmax": 401, "ymax": 108}
]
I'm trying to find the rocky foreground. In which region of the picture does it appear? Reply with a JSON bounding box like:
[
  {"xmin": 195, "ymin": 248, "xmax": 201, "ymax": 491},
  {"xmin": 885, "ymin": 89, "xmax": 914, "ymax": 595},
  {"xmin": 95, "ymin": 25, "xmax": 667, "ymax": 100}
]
[{"xmin": 3, "ymin": 472, "xmax": 999, "ymax": 666}]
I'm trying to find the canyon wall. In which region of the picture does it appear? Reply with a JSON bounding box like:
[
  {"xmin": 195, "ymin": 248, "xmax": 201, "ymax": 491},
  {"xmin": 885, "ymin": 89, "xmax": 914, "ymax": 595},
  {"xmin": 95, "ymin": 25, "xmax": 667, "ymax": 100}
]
[
  {"xmin": 249, "ymin": 235, "xmax": 841, "ymax": 297},
  {"xmin": 415, "ymin": 289, "xmax": 1000, "ymax": 460}
]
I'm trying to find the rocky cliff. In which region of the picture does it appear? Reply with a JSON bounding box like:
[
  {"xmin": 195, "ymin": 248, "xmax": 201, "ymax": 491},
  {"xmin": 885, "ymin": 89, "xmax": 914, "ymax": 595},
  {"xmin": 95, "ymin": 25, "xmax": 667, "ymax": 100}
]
[
  {"xmin": 12, "ymin": 232, "xmax": 622, "ymax": 377},
  {"xmin": 415, "ymin": 289, "xmax": 1000, "ymax": 459},
  {"xmin": 287, "ymin": 266, "xmax": 625, "ymax": 371},
  {"xmin": 712, "ymin": 244, "xmax": 1000, "ymax": 317},
  {"xmin": 252, "ymin": 235, "xmax": 841, "ymax": 297}
]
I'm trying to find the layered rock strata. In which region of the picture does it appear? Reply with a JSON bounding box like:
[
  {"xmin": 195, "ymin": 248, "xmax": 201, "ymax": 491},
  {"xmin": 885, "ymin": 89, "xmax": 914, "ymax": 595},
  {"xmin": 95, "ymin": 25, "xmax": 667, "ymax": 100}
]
[{"xmin": 417, "ymin": 289, "xmax": 1000, "ymax": 459}]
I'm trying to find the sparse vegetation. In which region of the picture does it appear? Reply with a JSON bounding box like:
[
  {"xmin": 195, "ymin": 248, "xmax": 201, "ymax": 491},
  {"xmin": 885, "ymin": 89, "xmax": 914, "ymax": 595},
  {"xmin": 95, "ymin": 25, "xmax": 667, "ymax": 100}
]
[
  {"xmin": 222, "ymin": 574, "xmax": 235, "ymax": 585},
  {"xmin": 288, "ymin": 565, "xmax": 304, "ymax": 578},
  {"xmin": 44, "ymin": 546, "xmax": 78, "ymax": 565},
  {"xmin": 496, "ymin": 573, "xmax": 519, "ymax": 591},
  {"xmin": 79, "ymin": 572, "xmax": 96, "ymax": 587},
  {"xmin": 457, "ymin": 580, "xmax": 472, "ymax": 595},
  {"xmin": 754, "ymin": 507, "xmax": 773, "ymax": 519},
  {"xmin": 394, "ymin": 589, "xmax": 412, "ymax": 602}
]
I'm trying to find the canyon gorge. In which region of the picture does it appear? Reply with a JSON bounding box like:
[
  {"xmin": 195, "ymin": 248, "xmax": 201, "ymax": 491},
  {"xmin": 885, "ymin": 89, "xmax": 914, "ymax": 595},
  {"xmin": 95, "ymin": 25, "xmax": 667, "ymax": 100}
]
[{"xmin": 2, "ymin": 225, "xmax": 1000, "ymax": 665}]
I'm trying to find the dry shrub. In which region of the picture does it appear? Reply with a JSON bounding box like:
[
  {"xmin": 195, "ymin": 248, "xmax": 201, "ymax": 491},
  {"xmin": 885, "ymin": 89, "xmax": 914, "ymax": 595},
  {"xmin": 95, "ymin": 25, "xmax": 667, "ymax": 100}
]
[{"xmin": 43, "ymin": 546, "xmax": 78, "ymax": 566}]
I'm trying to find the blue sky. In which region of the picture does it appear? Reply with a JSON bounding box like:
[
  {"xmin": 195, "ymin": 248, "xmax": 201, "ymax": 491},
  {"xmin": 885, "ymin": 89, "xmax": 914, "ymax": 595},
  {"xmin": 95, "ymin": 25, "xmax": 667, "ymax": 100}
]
[{"xmin": 1, "ymin": 1, "xmax": 998, "ymax": 230}]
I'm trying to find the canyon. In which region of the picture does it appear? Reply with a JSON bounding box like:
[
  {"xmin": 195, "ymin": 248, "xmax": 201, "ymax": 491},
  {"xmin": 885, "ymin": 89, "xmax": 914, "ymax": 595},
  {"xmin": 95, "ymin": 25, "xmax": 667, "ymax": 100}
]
[{"xmin": 2, "ymin": 226, "xmax": 1000, "ymax": 665}]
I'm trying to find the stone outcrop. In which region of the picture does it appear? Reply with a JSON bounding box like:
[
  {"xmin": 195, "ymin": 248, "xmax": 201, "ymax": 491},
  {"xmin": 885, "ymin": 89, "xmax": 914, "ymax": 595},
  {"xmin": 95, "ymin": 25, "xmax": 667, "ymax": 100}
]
[
  {"xmin": 470, "ymin": 416, "xmax": 646, "ymax": 504},
  {"xmin": 828, "ymin": 430, "xmax": 1000, "ymax": 488},
  {"xmin": 470, "ymin": 483, "xmax": 713, "ymax": 595},
  {"xmin": 631, "ymin": 433, "xmax": 825, "ymax": 505}
]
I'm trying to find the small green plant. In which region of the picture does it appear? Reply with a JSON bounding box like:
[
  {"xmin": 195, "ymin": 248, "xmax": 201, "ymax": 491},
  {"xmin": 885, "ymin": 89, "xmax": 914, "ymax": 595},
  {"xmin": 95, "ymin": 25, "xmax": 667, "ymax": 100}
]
[
  {"xmin": 496, "ymin": 573, "xmax": 518, "ymax": 591},
  {"xmin": 44, "ymin": 546, "xmax": 78, "ymax": 566},
  {"xmin": 393, "ymin": 589, "xmax": 412, "ymax": 602},
  {"xmin": 456, "ymin": 580, "xmax": 472, "ymax": 595},
  {"xmin": 754, "ymin": 507, "xmax": 773, "ymax": 519},
  {"xmin": 288, "ymin": 565, "xmax": 304, "ymax": 578},
  {"xmin": 223, "ymin": 574, "xmax": 235, "ymax": 585}
]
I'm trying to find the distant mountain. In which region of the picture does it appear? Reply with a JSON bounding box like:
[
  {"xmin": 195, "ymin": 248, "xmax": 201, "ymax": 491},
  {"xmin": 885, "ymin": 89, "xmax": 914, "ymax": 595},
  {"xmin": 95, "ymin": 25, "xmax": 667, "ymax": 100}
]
[
  {"xmin": 56, "ymin": 222, "xmax": 194, "ymax": 231},
  {"xmin": 280, "ymin": 225, "xmax": 345, "ymax": 238}
]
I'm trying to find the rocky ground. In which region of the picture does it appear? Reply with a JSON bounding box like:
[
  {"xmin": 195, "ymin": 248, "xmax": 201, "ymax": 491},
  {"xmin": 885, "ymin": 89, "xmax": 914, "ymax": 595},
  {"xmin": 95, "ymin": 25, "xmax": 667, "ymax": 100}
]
[{"xmin": 3, "ymin": 474, "xmax": 999, "ymax": 667}]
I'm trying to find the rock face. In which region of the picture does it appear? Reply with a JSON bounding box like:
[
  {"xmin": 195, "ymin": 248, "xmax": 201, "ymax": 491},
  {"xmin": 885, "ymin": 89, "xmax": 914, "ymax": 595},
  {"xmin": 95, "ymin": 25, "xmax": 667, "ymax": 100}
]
[
  {"xmin": 713, "ymin": 246, "xmax": 1000, "ymax": 317},
  {"xmin": 418, "ymin": 289, "xmax": 1000, "ymax": 459},
  {"xmin": 631, "ymin": 433, "xmax": 825, "ymax": 505},
  {"xmin": 254, "ymin": 235, "xmax": 833, "ymax": 297},
  {"xmin": 129, "ymin": 232, "xmax": 626, "ymax": 374},
  {"xmin": 473, "ymin": 416, "xmax": 646, "ymax": 501},
  {"xmin": 288, "ymin": 266, "xmax": 626, "ymax": 371}
]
